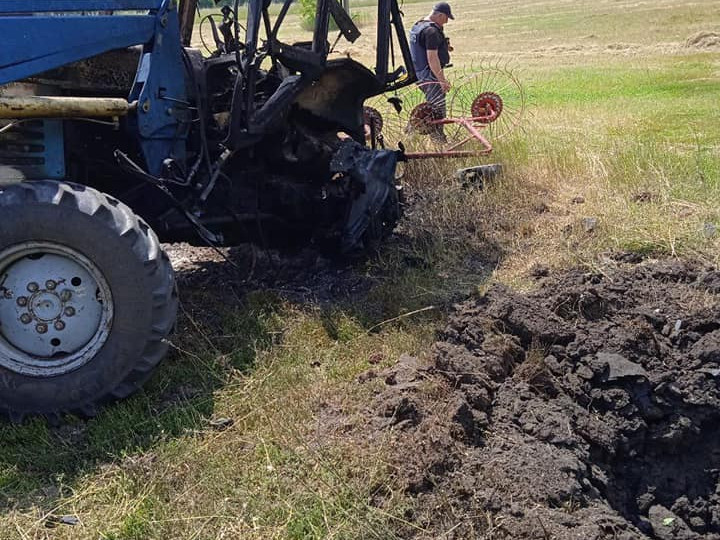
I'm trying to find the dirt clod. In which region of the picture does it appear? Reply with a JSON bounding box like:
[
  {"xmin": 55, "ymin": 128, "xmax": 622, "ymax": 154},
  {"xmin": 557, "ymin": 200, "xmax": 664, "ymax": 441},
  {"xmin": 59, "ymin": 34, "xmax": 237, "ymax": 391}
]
[
  {"xmin": 379, "ymin": 260, "xmax": 720, "ymax": 539},
  {"xmin": 632, "ymin": 191, "xmax": 657, "ymax": 203}
]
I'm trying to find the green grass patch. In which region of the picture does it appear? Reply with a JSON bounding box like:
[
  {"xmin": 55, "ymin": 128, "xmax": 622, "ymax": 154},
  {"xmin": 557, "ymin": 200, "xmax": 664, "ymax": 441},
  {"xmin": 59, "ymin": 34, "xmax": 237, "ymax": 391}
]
[{"xmin": 525, "ymin": 56, "xmax": 717, "ymax": 107}]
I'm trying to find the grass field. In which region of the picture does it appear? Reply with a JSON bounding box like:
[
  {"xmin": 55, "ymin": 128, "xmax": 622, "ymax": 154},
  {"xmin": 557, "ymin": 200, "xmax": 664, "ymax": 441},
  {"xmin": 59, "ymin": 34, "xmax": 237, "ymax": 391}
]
[{"xmin": 2, "ymin": 1, "xmax": 719, "ymax": 538}]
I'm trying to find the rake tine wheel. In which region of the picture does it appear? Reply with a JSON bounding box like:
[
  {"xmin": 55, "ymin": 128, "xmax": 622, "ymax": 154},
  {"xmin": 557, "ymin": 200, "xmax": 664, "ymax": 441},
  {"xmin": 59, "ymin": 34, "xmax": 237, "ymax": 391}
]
[
  {"xmin": 450, "ymin": 60, "xmax": 527, "ymax": 141},
  {"xmin": 363, "ymin": 61, "xmax": 526, "ymax": 157},
  {"xmin": 365, "ymin": 79, "xmax": 464, "ymax": 154}
]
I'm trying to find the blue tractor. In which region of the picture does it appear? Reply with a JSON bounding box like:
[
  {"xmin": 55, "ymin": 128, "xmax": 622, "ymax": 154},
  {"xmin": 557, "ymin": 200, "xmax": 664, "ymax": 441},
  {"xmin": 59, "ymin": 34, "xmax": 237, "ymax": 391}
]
[{"xmin": 0, "ymin": 0, "xmax": 415, "ymax": 420}]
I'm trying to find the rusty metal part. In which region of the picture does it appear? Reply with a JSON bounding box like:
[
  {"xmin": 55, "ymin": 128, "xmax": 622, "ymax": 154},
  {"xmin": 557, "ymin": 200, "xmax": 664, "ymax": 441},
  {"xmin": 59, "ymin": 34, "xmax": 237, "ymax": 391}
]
[
  {"xmin": 445, "ymin": 118, "xmax": 493, "ymax": 154},
  {"xmin": 0, "ymin": 96, "xmax": 132, "ymax": 119},
  {"xmin": 408, "ymin": 102, "xmax": 438, "ymax": 135},
  {"xmin": 402, "ymin": 117, "xmax": 493, "ymax": 159},
  {"xmin": 470, "ymin": 92, "xmax": 503, "ymax": 123},
  {"xmin": 403, "ymin": 150, "xmax": 476, "ymax": 159}
]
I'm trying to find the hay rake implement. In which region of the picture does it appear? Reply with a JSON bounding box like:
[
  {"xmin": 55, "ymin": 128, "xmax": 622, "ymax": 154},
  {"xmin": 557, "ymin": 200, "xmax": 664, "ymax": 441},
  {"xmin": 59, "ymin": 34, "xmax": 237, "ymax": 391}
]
[{"xmin": 364, "ymin": 61, "xmax": 526, "ymax": 159}]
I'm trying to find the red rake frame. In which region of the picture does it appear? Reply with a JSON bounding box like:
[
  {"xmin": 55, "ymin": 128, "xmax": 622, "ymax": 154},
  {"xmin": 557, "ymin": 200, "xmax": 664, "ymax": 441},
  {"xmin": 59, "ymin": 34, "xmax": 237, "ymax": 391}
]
[
  {"xmin": 364, "ymin": 61, "xmax": 526, "ymax": 160},
  {"xmin": 402, "ymin": 86, "xmax": 501, "ymax": 159}
]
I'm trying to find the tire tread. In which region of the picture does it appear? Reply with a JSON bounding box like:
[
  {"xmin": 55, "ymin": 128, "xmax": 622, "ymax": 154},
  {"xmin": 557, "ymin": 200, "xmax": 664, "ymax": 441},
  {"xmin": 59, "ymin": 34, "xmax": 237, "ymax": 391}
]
[{"xmin": 0, "ymin": 181, "xmax": 178, "ymax": 421}]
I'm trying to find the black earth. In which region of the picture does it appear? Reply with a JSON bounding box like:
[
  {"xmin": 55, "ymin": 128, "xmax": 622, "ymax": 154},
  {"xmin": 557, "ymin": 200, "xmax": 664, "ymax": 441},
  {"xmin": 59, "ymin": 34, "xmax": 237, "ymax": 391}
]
[{"xmin": 368, "ymin": 259, "xmax": 720, "ymax": 539}]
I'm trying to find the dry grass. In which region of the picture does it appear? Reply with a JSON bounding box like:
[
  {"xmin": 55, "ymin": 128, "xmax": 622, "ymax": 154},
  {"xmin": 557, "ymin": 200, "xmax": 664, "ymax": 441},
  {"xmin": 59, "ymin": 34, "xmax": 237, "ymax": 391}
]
[{"xmin": 1, "ymin": 300, "xmax": 434, "ymax": 539}]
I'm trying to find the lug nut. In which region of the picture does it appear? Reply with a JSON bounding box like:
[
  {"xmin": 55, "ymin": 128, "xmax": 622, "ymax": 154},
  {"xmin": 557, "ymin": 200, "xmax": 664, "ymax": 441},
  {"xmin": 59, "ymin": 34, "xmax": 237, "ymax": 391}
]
[
  {"xmin": 60, "ymin": 290, "xmax": 72, "ymax": 302},
  {"xmin": 20, "ymin": 314, "xmax": 32, "ymax": 324},
  {"xmin": 27, "ymin": 282, "xmax": 39, "ymax": 293},
  {"xmin": 16, "ymin": 296, "xmax": 28, "ymax": 307},
  {"xmin": 64, "ymin": 307, "xmax": 76, "ymax": 317},
  {"xmin": 45, "ymin": 280, "xmax": 57, "ymax": 290},
  {"xmin": 36, "ymin": 323, "xmax": 48, "ymax": 334},
  {"xmin": 54, "ymin": 321, "xmax": 66, "ymax": 331}
]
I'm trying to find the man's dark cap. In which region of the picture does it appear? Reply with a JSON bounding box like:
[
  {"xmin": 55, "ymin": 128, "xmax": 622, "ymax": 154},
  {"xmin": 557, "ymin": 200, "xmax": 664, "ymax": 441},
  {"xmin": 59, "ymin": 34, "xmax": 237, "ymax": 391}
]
[{"xmin": 433, "ymin": 2, "xmax": 454, "ymax": 19}]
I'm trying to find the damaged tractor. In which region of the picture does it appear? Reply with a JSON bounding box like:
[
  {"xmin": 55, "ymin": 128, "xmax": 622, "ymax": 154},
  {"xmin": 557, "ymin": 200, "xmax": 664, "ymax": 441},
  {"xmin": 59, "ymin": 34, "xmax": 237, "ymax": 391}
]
[{"xmin": 0, "ymin": 0, "xmax": 416, "ymax": 420}]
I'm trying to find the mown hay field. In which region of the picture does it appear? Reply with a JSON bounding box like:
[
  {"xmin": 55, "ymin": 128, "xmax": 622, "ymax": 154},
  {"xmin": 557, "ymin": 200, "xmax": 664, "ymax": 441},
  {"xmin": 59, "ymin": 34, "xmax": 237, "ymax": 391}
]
[{"xmin": 2, "ymin": 1, "xmax": 719, "ymax": 538}]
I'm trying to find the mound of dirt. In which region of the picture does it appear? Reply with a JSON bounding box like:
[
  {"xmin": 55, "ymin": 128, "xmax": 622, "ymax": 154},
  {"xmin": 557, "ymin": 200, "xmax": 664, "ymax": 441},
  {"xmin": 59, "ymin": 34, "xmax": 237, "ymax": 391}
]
[
  {"xmin": 371, "ymin": 260, "xmax": 720, "ymax": 539},
  {"xmin": 686, "ymin": 31, "xmax": 720, "ymax": 49}
]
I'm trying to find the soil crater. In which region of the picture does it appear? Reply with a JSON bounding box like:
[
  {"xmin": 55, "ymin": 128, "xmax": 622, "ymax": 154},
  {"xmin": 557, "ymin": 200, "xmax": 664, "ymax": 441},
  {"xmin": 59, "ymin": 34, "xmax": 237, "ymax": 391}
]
[{"xmin": 371, "ymin": 259, "xmax": 720, "ymax": 539}]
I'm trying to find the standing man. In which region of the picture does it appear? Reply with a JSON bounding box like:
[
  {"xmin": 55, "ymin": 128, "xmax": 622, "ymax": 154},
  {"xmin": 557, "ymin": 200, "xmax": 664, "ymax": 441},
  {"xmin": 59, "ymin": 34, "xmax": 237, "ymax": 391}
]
[{"xmin": 408, "ymin": 2, "xmax": 454, "ymax": 142}]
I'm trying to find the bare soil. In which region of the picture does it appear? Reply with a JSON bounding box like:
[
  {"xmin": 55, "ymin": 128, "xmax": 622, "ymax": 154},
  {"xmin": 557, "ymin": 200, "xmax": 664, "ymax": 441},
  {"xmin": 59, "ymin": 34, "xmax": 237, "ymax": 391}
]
[
  {"xmin": 367, "ymin": 259, "xmax": 720, "ymax": 539},
  {"xmin": 164, "ymin": 244, "xmax": 720, "ymax": 538},
  {"xmin": 164, "ymin": 242, "xmax": 385, "ymax": 332},
  {"xmin": 165, "ymin": 243, "xmax": 375, "ymax": 304}
]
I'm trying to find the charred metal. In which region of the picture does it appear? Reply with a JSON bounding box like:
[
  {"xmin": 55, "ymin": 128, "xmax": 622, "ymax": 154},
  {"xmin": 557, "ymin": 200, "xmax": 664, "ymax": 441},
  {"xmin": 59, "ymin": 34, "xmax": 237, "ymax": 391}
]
[{"xmin": 3, "ymin": 0, "xmax": 416, "ymax": 253}]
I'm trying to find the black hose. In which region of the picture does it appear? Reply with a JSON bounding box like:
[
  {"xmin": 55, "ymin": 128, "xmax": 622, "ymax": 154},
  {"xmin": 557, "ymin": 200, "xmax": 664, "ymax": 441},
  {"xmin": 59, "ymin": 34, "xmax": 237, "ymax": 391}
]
[
  {"xmin": 115, "ymin": 150, "xmax": 223, "ymax": 245},
  {"xmin": 181, "ymin": 49, "xmax": 214, "ymax": 183}
]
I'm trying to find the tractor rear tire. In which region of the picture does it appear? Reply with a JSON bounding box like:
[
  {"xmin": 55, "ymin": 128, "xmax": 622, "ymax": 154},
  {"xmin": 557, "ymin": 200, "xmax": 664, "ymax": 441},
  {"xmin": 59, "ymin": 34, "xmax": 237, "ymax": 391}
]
[{"xmin": 0, "ymin": 181, "xmax": 177, "ymax": 422}]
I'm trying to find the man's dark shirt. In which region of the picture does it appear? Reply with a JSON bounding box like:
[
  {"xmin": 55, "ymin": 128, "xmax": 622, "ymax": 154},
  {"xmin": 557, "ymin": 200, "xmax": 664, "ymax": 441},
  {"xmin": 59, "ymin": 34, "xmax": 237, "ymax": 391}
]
[
  {"xmin": 418, "ymin": 23, "xmax": 443, "ymax": 51},
  {"xmin": 409, "ymin": 20, "xmax": 450, "ymax": 80}
]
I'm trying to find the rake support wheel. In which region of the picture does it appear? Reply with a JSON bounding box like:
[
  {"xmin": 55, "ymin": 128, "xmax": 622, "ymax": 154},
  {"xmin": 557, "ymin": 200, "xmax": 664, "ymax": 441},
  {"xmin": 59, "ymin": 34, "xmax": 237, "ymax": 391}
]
[
  {"xmin": 471, "ymin": 92, "xmax": 503, "ymax": 123},
  {"xmin": 450, "ymin": 62, "xmax": 526, "ymax": 140},
  {"xmin": 408, "ymin": 102, "xmax": 439, "ymax": 135}
]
